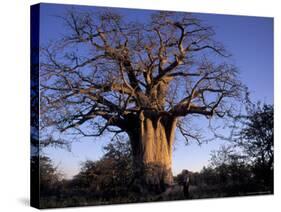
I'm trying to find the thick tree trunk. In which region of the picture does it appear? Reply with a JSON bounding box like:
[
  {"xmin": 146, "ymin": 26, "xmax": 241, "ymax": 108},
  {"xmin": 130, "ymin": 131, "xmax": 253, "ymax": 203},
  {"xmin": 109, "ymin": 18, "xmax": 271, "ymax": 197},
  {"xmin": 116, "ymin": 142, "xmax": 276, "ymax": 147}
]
[{"xmin": 127, "ymin": 112, "xmax": 177, "ymax": 192}]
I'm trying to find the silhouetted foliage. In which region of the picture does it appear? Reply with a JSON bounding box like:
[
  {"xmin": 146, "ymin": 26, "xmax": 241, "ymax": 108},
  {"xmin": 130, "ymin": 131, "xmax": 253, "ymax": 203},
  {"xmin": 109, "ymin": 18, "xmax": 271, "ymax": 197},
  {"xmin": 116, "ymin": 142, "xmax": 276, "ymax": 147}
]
[
  {"xmin": 234, "ymin": 103, "xmax": 274, "ymax": 189},
  {"xmin": 40, "ymin": 140, "xmax": 136, "ymax": 207},
  {"xmin": 39, "ymin": 156, "xmax": 62, "ymax": 196},
  {"xmin": 184, "ymin": 104, "xmax": 274, "ymax": 198},
  {"xmin": 71, "ymin": 140, "xmax": 133, "ymax": 200}
]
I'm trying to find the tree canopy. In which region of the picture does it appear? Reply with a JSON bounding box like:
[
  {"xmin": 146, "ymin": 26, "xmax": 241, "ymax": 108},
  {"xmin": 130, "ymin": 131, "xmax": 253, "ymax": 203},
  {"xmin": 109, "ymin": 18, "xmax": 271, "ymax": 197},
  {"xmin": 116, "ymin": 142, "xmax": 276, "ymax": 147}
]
[{"xmin": 40, "ymin": 10, "xmax": 244, "ymax": 143}]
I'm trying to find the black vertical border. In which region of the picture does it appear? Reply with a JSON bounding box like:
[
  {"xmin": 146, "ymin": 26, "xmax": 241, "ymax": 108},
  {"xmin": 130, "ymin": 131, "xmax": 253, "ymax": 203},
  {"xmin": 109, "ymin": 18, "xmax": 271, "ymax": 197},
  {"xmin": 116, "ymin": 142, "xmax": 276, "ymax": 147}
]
[{"xmin": 30, "ymin": 4, "xmax": 40, "ymax": 209}]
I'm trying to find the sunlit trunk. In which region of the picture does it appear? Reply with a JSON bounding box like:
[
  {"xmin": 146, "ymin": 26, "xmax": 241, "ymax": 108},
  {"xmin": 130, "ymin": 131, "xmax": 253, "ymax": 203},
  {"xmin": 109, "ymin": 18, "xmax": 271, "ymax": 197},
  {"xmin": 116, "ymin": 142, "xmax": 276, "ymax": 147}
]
[{"xmin": 128, "ymin": 112, "xmax": 177, "ymax": 191}]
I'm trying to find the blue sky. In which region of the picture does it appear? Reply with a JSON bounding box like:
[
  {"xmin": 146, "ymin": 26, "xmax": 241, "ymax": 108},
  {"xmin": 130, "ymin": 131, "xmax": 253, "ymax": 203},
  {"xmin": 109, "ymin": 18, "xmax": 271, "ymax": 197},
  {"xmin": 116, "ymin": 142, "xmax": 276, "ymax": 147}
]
[{"xmin": 39, "ymin": 3, "xmax": 273, "ymax": 178}]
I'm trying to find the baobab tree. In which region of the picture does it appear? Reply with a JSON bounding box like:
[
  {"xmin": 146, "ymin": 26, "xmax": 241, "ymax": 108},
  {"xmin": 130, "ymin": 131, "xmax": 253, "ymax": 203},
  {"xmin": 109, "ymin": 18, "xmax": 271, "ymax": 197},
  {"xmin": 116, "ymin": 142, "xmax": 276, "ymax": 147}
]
[{"xmin": 40, "ymin": 9, "xmax": 244, "ymax": 190}]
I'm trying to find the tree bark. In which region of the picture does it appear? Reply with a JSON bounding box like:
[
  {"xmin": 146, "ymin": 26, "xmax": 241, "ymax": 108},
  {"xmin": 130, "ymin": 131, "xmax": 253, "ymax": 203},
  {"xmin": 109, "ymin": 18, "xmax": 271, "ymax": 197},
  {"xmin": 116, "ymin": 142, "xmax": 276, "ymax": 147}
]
[{"xmin": 127, "ymin": 111, "xmax": 177, "ymax": 192}]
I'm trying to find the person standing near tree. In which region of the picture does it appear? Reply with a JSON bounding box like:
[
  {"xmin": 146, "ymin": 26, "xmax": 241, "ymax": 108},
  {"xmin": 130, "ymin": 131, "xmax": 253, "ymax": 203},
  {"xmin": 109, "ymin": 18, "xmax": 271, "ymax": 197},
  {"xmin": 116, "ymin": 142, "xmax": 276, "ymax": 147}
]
[{"xmin": 178, "ymin": 169, "xmax": 190, "ymax": 198}]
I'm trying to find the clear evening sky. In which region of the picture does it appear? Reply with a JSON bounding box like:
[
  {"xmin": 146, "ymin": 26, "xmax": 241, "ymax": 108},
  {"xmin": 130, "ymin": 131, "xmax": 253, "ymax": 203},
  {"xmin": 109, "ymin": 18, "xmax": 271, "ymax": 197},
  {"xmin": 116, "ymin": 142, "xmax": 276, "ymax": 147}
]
[{"xmin": 39, "ymin": 3, "xmax": 273, "ymax": 178}]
